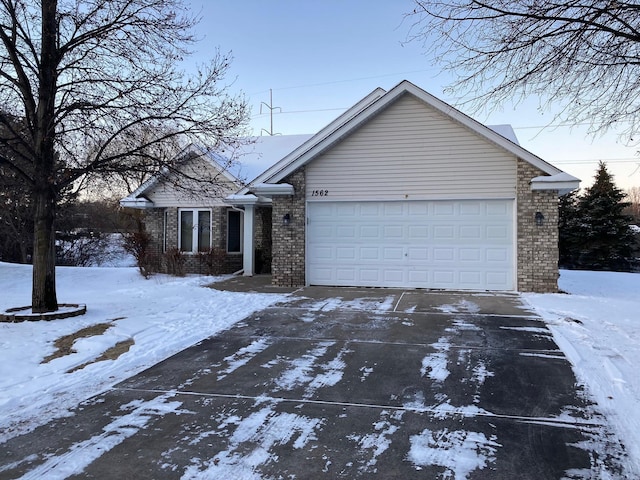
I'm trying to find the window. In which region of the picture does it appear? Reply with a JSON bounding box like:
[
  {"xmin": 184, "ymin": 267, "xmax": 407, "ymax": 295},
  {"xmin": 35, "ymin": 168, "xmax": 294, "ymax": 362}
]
[
  {"xmin": 179, "ymin": 209, "xmax": 211, "ymax": 253},
  {"xmin": 227, "ymin": 210, "xmax": 242, "ymax": 253}
]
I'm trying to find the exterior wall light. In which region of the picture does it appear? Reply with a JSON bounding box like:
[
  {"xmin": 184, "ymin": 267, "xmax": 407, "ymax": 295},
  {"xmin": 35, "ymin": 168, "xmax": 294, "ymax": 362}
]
[
  {"xmin": 535, "ymin": 211, "xmax": 544, "ymax": 226},
  {"xmin": 282, "ymin": 213, "xmax": 291, "ymax": 226}
]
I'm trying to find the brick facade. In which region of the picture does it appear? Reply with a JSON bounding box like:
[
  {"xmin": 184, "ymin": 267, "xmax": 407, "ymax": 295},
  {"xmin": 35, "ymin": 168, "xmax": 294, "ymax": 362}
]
[
  {"xmin": 271, "ymin": 169, "xmax": 306, "ymax": 287},
  {"xmin": 267, "ymin": 160, "xmax": 561, "ymax": 292},
  {"xmin": 143, "ymin": 206, "xmax": 242, "ymax": 275},
  {"xmin": 516, "ymin": 158, "xmax": 560, "ymax": 293}
]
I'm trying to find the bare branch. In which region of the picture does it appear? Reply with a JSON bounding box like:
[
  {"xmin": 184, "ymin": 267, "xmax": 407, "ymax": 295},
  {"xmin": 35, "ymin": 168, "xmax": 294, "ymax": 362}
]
[{"xmin": 407, "ymin": 1, "xmax": 640, "ymax": 139}]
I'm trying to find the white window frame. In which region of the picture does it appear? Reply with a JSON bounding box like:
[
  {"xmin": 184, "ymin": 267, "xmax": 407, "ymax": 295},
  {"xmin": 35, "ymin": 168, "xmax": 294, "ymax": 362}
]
[
  {"xmin": 227, "ymin": 209, "xmax": 243, "ymax": 254},
  {"xmin": 178, "ymin": 208, "xmax": 212, "ymax": 253}
]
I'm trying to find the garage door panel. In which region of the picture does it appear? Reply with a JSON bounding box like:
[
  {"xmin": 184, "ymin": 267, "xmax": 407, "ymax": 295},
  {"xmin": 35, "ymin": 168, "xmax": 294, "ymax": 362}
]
[
  {"xmin": 359, "ymin": 225, "xmax": 380, "ymax": 238},
  {"xmin": 336, "ymin": 247, "xmax": 356, "ymax": 260},
  {"xmin": 358, "ymin": 204, "xmax": 380, "ymax": 216},
  {"xmin": 407, "ymin": 247, "xmax": 428, "ymax": 261},
  {"xmin": 311, "ymin": 246, "xmax": 333, "ymax": 260},
  {"xmin": 408, "ymin": 202, "xmax": 428, "ymax": 215},
  {"xmin": 459, "ymin": 271, "xmax": 482, "ymax": 287},
  {"xmin": 360, "ymin": 247, "xmax": 380, "ymax": 260},
  {"xmin": 336, "ymin": 225, "xmax": 356, "ymax": 238},
  {"xmin": 433, "ymin": 248, "xmax": 455, "ymax": 261},
  {"xmin": 383, "ymin": 203, "xmax": 403, "ymax": 216},
  {"xmin": 433, "ymin": 270, "xmax": 455, "ymax": 286},
  {"xmin": 383, "ymin": 225, "xmax": 403, "ymax": 238},
  {"xmin": 359, "ymin": 269, "xmax": 381, "ymax": 282},
  {"xmin": 307, "ymin": 200, "xmax": 514, "ymax": 290},
  {"xmin": 408, "ymin": 225, "xmax": 428, "ymax": 238},
  {"xmin": 460, "ymin": 225, "xmax": 482, "ymax": 239},
  {"xmin": 434, "ymin": 225, "xmax": 455, "ymax": 239},
  {"xmin": 434, "ymin": 202, "xmax": 455, "ymax": 215},
  {"xmin": 383, "ymin": 247, "xmax": 403, "ymax": 261},
  {"xmin": 460, "ymin": 202, "xmax": 482, "ymax": 215},
  {"xmin": 336, "ymin": 269, "xmax": 356, "ymax": 282},
  {"xmin": 460, "ymin": 248, "xmax": 482, "ymax": 262},
  {"xmin": 384, "ymin": 270, "xmax": 404, "ymax": 283},
  {"xmin": 487, "ymin": 225, "xmax": 509, "ymax": 240},
  {"xmin": 487, "ymin": 248, "xmax": 508, "ymax": 262},
  {"xmin": 487, "ymin": 202, "xmax": 509, "ymax": 215},
  {"xmin": 487, "ymin": 271, "xmax": 509, "ymax": 286}
]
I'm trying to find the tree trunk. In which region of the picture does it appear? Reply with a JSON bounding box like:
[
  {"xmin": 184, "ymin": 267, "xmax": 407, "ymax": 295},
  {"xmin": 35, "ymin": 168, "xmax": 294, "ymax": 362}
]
[
  {"xmin": 32, "ymin": 185, "xmax": 58, "ymax": 312},
  {"xmin": 31, "ymin": 0, "xmax": 59, "ymax": 313}
]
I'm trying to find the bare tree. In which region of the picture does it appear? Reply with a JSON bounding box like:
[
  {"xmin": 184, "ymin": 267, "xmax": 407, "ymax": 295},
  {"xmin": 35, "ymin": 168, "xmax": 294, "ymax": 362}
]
[
  {"xmin": 407, "ymin": 1, "xmax": 640, "ymax": 138},
  {"xmin": 0, "ymin": 0, "xmax": 249, "ymax": 312},
  {"xmin": 627, "ymin": 186, "xmax": 640, "ymax": 221},
  {"xmin": 0, "ymin": 164, "xmax": 32, "ymax": 263}
]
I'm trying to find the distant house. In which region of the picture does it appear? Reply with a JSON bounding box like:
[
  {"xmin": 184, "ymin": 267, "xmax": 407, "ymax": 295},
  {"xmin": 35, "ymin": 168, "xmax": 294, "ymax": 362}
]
[{"xmin": 123, "ymin": 81, "xmax": 580, "ymax": 292}]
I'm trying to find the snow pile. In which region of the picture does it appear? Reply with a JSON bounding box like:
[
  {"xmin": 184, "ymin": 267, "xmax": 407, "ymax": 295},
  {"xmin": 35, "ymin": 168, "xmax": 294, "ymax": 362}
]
[
  {"xmin": 0, "ymin": 262, "xmax": 286, "ymax": 441},
  {"xmin": 525, "ymin": 269, "xmax": 640, "ymax": 474}
]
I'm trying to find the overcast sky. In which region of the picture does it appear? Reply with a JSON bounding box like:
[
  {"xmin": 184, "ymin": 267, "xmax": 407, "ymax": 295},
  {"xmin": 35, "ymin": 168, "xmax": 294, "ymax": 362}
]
[{"xmin": 187, "ymin": 0, "xmax": 639, "ymax": 190}]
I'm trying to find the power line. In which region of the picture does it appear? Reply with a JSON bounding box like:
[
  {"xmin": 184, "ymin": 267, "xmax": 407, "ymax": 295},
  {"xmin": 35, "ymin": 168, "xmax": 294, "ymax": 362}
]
[{"xmin": 248, "ymin": 69, "xmax": 437, "ymax": 96}]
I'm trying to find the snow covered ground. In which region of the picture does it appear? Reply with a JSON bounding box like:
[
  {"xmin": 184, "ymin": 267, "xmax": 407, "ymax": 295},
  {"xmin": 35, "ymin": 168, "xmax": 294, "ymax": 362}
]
[
  {"xmin": 0, "ymin": 263, "xmax": 639, "ymax": 476},
  {"xmin": 524, "ymin": 270, "xmax": 640, "ymax": 475},
  {"xmin": 0, "ymin": 262, "xmax": 287, "ymax": 442}
]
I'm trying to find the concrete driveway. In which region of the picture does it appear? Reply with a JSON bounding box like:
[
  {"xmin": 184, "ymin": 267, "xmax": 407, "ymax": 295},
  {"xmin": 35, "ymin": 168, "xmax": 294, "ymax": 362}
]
[{"xmin": 0, "ymin": 288, "xmax": 625, "ymax": 479}]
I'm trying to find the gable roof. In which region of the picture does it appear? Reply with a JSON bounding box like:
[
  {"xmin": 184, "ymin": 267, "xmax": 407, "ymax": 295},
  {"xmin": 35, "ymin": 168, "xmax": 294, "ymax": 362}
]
[
  {"xmin": 120, "ymin": 149, "xmax": 241, "ymax": 209},
  {"xmin": 240, "ymin": 80, "xmax": 576, "ymax": 194},
  {"xmin": 221, "ymin": 134, "xmax": 314, "ymax": 184}
]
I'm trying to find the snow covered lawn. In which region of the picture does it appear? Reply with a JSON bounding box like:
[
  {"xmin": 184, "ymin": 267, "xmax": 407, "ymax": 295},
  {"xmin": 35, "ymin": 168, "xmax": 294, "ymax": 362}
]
[
  {"xmin": 525, "ymin": 270, "xmax": 640, "ymax": 474},
  {"xmin": 0, "ymin": 262, "xmax": 287, "ymax": 442}
]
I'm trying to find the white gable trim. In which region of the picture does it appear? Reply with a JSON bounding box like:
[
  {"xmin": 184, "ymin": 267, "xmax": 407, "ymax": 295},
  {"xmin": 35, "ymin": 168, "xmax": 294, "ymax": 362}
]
[{"xmin": 250, "ymin": 81, "xmax": 565, "ymax": 187}]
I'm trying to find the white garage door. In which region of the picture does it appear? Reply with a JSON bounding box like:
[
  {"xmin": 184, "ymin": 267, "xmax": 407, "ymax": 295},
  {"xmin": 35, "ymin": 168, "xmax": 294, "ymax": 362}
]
[{"xmin": 307, "ymin": 200, "xmax": 514, "ymax": 290}]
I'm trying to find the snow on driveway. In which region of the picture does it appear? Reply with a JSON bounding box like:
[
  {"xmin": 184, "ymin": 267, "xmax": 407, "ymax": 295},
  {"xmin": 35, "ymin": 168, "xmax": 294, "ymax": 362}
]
[{"xmin": 1, "ymin": 264, "xmax": 639, "ymax": 478}]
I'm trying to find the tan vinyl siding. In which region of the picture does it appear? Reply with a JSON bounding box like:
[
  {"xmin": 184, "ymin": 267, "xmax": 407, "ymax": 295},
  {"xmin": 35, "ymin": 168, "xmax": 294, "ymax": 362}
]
[
  {"xmin": 306, "ymin": 94, "xmax": 517, "ymax": 201},
  {"xmin": 147, "ymin": 183, "xmax": 234, "ymax": 207},
  {"xmin": 146, "ymin": 158, "xmax": 237, "ymax": 207}
]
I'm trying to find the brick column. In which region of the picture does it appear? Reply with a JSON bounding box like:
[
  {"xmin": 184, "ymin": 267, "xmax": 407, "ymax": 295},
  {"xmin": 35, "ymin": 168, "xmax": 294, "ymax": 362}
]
[
  {"xmin": 516, "ymin": 159, "xmax": 560, "ymax": 292},
  {"xmin": 271, "ymin": 169, "xmax": 306, "ymax": 287}
]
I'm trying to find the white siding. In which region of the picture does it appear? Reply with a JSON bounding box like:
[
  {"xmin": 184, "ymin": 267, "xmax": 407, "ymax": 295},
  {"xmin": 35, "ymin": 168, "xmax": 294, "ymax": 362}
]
[
  {"xmin": 306, "ymin": 94, "xmax": 517, "ymax": 201},
  {"xmin": 147, "ymin": 158, "xmax": 237, "ymax": 208}
]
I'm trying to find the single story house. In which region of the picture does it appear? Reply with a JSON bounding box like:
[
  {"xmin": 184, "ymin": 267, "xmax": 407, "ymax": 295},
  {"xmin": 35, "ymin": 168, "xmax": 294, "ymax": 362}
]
[{"xmin": 122, "ymin": 80, "xmax": 579, "ymax": 292}]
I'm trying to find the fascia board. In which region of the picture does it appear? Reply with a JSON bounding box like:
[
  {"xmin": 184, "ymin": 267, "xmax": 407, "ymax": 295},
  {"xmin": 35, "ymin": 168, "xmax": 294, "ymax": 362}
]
[
  {"xmin": 531, "ymin": 173, "xmax": 580, "ymax": 195},
  {"xmin": 119, "ymin": 197, "xmax": 154, "ymax": 209},
  {"xmin": 225, "ymin": 193, "xmax": 260, "ymax": 205},
  {"xmin": 252, "ymin": 183, "xmax": 294, "ymax": 196}
]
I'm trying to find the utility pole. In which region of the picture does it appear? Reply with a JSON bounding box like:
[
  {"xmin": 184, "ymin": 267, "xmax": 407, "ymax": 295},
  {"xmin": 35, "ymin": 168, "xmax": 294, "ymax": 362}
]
[{"xmin": 260, "ymin": 89, "xmax": 282, "ymax": 136}]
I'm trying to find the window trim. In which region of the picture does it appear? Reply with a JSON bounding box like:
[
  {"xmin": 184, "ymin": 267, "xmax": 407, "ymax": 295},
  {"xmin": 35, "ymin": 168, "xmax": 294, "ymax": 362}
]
[
  {"xmin": 178, "ymin": 208, "xmax": 212, "ymax": 253},
  {"xmin": 227, "ymin": 209, "xmax": 243, "ymax": 254}
]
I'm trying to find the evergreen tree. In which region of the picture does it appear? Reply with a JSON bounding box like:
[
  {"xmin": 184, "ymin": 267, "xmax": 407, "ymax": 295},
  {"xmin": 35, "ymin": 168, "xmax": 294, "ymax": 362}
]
[
  {"xmin": 574, "ymin": 162, "xmax": 634, "ymax": 271},
  {"xmin": 558, "ymin": 190, "xmax": 582, "ymax": 268}
]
